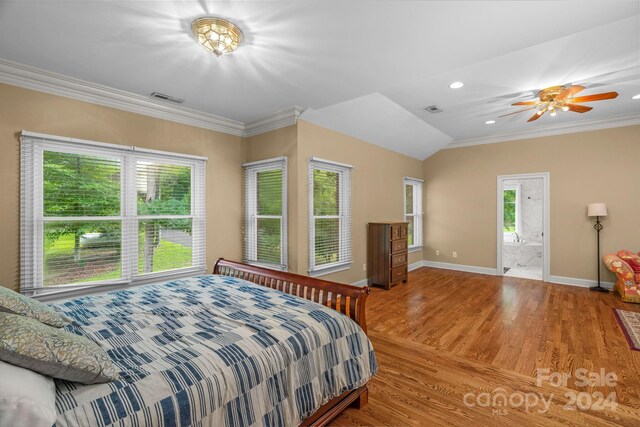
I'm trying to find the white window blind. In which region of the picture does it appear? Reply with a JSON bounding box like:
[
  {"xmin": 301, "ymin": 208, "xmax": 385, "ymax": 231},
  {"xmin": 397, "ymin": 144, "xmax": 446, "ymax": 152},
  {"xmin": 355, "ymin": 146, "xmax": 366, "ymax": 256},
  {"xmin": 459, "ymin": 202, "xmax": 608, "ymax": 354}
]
[
  {"xmin": 308, "ymin": 157, "xmax": 352, "ymax": 276},
  {"xmin": 404, "ymin": 177, "xmax": 423, "ymax": 249},
  {"xmin": 242, "ymin": 157, "xmax": 287, "ymax": 270},
  {"xmin": 20, "ymin": 131, "xmax": 206, "ymax": 296}
]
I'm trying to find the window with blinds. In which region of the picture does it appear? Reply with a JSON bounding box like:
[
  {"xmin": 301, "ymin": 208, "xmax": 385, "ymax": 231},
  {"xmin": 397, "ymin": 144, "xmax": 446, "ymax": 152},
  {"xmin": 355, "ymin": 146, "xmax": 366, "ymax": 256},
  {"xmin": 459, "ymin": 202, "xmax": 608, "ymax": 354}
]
[
  {"xmin": 308, "ymin": 157, "xmax": 352, "ymax": 276},
  {"xmin": 20, "ymin": 131, "xmax": 206, "ymax": 295},
  {"xmin": 404, "ymin": 177, "xmax": 423, "ymax": 249},
  {"xmin": 242, "ymin": 157, "xmax": 287, "ymax": 269}
]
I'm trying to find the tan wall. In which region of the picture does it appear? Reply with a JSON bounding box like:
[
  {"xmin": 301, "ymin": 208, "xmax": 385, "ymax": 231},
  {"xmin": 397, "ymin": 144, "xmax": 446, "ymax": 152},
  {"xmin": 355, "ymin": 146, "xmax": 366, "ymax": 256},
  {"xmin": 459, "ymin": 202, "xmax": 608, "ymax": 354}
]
[
  {"xmin": 0, "ymin": 83, "xmax": 243, "ymax": 292},
  {"xmin": 297, "ymin": 120, "xmax": 424, "ymax": 284},
  {"xmin": 242, "ymin": 122, "xmax": 425, "ymax": 284},
  {"xmin": 242, "ymin": 125, "xmax": 299, "ymax": 272},
  {"xmin": 422, "ymin": 125, "xmax": 640, "ymax": 282}
]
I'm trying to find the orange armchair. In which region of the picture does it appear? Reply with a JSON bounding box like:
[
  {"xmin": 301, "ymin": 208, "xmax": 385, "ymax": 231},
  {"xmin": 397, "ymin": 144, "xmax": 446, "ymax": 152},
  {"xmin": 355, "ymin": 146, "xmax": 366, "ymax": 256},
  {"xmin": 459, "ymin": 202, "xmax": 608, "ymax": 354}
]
[{"xmin": 604, "ymin": 251, "xmax": 640, "ymax": 303}]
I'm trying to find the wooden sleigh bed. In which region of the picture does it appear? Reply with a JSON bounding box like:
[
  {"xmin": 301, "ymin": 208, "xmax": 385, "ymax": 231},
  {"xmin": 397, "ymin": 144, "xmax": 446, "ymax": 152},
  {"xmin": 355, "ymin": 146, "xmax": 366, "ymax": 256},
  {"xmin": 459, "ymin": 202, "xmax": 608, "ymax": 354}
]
[
  {"xmin": 212, "ymin": 259, "xmax": 372, "ymax": 426},
  {"xmin": 50, "ymin": 258, "xmax": 374, "ymax": 427}
]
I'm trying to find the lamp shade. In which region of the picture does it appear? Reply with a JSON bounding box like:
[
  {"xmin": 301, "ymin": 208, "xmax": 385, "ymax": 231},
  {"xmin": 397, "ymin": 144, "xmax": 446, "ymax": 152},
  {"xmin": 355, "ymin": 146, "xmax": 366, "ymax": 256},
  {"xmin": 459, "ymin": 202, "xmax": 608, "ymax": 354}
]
[{"xmin": 587, "ymin": 203, "xmax": 608, "ymax": 217}]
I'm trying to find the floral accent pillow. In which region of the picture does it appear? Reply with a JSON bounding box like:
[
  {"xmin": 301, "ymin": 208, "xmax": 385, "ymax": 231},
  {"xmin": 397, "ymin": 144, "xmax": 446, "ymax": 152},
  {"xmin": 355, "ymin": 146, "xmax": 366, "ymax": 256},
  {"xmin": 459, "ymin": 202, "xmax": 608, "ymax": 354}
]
[
  {"xmin": 0, "ymin": 286, "xmax": 70, "ymax": 328},
  {"xmin": 0, "ymin": 312, "xmax": 119, "ymax": 384},
  {"xmin": 618, "ymin": 250, "xmax": 640, "ymax": 274}
]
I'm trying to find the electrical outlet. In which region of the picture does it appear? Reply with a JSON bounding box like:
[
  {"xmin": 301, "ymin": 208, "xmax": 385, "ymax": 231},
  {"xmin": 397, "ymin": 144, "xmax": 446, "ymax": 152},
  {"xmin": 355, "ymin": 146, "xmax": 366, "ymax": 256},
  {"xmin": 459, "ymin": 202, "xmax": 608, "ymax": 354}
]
[
  {"xmin": 362, "ymin": 263, "xmax": 367, "ymax": 271},
  {"xmin": 453, "ymin": 251, "xmax": 458, "ymax": 258},
  {"xmin": 435, "ymin": 250, "xmax": 440, "ymax": 256}
]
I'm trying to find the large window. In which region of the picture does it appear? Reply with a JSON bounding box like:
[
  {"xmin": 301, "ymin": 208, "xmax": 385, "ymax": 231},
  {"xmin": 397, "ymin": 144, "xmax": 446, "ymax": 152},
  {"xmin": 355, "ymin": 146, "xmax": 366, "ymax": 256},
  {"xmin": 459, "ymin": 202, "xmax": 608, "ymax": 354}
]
[
  {"xmin": 503, "ymin": 184, "xmax": 521, "ymax": 241},
  {"xmin": 20, "ymin": 131, "xmax": 206, "ymax": 295},
  {"xmin": 308, "ymin": 157, "xmax": 352, "ymax": 276},
  {"xmin": 242, "ymin": 157, "xmax": 287, "ymax": 269},
  {"xmin": 404, "ymin": 177, "xmax": 423, "ymax": 249}
]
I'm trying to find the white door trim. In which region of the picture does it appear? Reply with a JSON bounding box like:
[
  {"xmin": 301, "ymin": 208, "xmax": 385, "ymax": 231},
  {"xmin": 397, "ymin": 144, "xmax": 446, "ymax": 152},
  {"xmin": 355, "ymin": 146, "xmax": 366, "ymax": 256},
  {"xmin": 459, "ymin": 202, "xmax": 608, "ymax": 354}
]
[{"xmin": 496, "ymin": 172, "xmax": 550, "ymax": 282}]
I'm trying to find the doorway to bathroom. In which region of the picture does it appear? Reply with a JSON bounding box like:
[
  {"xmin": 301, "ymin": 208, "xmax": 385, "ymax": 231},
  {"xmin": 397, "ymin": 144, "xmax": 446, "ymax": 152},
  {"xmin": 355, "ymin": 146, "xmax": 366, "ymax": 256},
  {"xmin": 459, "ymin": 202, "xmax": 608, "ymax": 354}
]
[{"xmin": 497, "ymin": 173, "xmax": 550, "ymax": 281}]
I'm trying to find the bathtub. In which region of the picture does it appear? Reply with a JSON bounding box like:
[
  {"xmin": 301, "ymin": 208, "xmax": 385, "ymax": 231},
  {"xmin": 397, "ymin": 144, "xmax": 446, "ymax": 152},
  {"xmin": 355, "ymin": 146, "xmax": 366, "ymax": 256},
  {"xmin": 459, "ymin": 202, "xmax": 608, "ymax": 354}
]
[{"xmin": 503, "ymin": 241, "xmax": 543, "ymax": 268}]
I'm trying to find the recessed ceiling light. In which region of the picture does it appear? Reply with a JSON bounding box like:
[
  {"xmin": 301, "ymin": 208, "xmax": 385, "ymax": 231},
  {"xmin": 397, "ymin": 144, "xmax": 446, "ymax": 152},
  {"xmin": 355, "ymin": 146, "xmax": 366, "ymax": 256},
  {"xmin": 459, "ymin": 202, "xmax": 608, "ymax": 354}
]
[
  {"xmin": 632, "ymin": 94, "xmax": 640, "ymax": 100},
  {"xmin": 485, "ymin": 120, "xmax": 495, "ymax": 125},
  {"xmin": 449, "ymin": 81, "xmax": 464, "ymax": 89}
]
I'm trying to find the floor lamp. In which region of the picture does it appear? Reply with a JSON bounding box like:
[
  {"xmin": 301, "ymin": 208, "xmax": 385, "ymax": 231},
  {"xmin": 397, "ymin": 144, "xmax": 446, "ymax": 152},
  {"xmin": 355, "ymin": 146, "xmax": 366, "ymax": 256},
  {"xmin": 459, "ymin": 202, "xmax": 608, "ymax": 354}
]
[{"xmin": 588, "ymin": 203, "xmax": 608, "ymax": 292}]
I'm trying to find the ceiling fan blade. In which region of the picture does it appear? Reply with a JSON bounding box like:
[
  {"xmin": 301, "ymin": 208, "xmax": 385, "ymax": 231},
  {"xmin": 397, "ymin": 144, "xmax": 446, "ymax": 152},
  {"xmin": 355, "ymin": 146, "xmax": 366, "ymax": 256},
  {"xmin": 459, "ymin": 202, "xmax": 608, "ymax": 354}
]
[
  {"xmin": 566, "ymin": 104, "xmax": 593, "ymax": 113},
  {"xmin": 527, "ymin": 110, "xmax": 545, "ymax": 122},
  {"xmin": 571, "ymin": 92, "xmax": 619, "ymax": 103},
  {"xmin": 499, "ymin": 106, "xmax": 538, "ymax": 118},
  {"xmin": 556, "ymin": 85, "xmax": 585, "ymax": 100},
  {"xmin": 511, "ymin": 101, "xmax": 539, "ymax": 106}
]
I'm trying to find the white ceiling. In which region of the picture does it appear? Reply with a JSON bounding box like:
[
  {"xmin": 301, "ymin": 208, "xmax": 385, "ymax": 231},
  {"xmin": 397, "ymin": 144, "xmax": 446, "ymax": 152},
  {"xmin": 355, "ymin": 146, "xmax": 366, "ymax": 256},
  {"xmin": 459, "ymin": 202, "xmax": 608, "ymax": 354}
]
[
  {"xmin": 302, "ymin": 93, "xmax": 453, "ymax": 159},
  {"xmin": 0, "ymin": 1, "xmax": 639, "ymax": 159}
]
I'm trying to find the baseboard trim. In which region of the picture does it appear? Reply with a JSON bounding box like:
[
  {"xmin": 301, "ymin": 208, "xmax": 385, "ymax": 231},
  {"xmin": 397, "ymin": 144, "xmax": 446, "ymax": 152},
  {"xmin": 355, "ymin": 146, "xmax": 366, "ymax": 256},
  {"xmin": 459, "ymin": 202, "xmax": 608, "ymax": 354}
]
[
  {"xmin": 350, "ymin": 261, "xmax": 426, "ymax": 287},
  {"xmin": 351, "ymin": 279, "xmax": 368, "ymax": 287},
  {"xmin": 408, "ymin": 261, "xmax": 424, "ymax": 272},
  {"xmin": 422, "ymin": 260, "xmax": 498, "ymax": 276},
  {"xmin": 546, "ymin": 275, "xmax": 614, "ymax": 289},
  {"xmin": 422, "ymin": 261, "xmax": 615, "ymax": 289},
  {"xmin": 352, "ymin": 261, "xmax": 614, "ymax": 291}
]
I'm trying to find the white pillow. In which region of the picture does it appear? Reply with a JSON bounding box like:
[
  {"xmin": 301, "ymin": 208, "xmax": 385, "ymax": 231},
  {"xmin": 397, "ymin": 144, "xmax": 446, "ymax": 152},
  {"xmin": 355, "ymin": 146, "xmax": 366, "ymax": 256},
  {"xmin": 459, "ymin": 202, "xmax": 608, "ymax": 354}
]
[{"xmin": 0, "ymin": 360, "xmax": 57, "ymax": 427}]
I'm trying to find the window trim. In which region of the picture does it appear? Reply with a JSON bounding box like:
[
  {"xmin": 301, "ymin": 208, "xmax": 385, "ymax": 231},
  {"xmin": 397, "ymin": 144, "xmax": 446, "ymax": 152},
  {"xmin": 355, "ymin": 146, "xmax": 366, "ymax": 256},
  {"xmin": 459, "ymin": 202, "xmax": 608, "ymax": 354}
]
[
  {"xmin": 503, "ymin": 183, "xmax": 521, "ymax": 241},
  {"xmin": 403, "ymin": 177, "xmax": 424, "ymax": 250},
  {"xmin": 242, "ymin": 156, "xmax": 288, "ymax": 271},
  {"xmin": 20, "ymin": 130, "xmax": 207, "ymax": 296},
  {"xmin": 308, "ymin": 157, "xmax": 352, "ymax": 276}
]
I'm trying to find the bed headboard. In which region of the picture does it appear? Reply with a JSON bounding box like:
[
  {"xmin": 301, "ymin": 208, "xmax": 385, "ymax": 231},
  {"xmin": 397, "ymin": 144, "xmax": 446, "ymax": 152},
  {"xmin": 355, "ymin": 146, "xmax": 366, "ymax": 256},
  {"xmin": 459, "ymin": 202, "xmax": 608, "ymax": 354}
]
[{"xmin": 213, "ymin": 258, "xmax": 370, "ymax": 334}]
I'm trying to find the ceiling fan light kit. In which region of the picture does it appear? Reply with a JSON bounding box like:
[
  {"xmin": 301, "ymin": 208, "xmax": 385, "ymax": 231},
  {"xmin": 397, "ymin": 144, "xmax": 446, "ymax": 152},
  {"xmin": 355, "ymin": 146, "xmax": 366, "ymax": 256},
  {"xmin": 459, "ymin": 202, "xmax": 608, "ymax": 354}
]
[{"xmin": 500, "ymin": 85, "xmax": 619, "ymax": 122}]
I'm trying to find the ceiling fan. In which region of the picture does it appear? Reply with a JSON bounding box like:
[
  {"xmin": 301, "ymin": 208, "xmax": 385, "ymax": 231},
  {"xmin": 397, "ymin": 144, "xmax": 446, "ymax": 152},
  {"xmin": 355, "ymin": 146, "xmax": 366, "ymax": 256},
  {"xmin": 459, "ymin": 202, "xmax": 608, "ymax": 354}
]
[{"xmin": 500, "ymin": 85, "xmax": 618, "ymax": 122}]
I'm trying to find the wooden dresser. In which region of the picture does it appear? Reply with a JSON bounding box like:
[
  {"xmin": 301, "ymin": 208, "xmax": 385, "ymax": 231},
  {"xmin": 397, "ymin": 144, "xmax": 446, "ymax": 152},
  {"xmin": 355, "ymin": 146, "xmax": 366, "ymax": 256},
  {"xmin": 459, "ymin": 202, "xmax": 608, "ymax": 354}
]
[{"xmin": 367, "ymin": 222, "xmax": 408, "ymax": 290}]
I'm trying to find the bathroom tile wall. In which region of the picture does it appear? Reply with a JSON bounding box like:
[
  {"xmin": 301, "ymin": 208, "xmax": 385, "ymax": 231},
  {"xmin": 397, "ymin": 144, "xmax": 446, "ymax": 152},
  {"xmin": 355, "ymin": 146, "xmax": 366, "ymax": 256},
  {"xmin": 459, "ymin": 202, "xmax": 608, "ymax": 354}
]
[
  {"xmin": 505, "ymin": 178, "xmax": 543, "ymax": 243},
  {"xmin": 503, "ymin": 178, "xmax": 543, "ymax": 270}
]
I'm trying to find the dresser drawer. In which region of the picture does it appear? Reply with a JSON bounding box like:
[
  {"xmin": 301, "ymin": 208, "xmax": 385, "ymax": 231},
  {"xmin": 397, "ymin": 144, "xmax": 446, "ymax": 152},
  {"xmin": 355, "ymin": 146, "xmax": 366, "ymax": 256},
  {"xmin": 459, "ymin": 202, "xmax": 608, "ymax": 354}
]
[
  {"xmin": 391, "ymin": 252, "xmax": 407, "ymax": 268},
  {"xmin": 391, "ymin": 224, "xmax": 408, "ymax": 241},
  {"xmin": 391, "ymin": 225, "xmax": 401, "ymax": 240},
  {"xmin": 391, "ymin": 239, "xmax": 407, "ymax": 254},
  {"xmin": 391, "ymin": 266, "xmax": 407, "ymax": 283}
]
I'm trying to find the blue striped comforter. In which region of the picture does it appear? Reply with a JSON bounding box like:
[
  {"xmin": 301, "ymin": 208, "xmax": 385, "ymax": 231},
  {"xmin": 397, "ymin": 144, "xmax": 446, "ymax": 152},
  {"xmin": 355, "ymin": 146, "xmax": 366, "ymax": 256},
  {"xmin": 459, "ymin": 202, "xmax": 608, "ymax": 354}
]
[{"xmin": 51, "ymin": 275, "xmax": 377, "ymax": 427}]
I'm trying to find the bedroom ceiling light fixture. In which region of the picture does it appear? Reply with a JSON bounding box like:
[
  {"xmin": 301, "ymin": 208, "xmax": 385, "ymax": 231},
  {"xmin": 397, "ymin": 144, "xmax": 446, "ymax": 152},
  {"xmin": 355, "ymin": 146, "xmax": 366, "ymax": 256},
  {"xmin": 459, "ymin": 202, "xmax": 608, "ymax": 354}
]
[
  {"xmin": 192, "ymin": 17, "xmax": 243, "ymax": 57},
  {"xmin": 485, "ymin": 120, "xmax": 495, "ymax": 124},
  {"xmin": 632, "ymin": 94, "xmax": 640, "ymax": 100},
  {"xmin": 449, "ymin": 81, "xmax": 464, "ymax": 89}
]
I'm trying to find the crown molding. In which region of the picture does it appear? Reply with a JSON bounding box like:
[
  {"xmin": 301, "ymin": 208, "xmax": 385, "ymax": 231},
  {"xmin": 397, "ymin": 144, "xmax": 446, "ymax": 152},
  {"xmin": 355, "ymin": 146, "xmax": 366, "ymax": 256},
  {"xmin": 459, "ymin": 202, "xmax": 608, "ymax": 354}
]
[
  {"xmin": 0, "ymin": 58, "xmax": 249, "ymax": 136},
  {"xmin": 4, "ymin": 57, "xmax": 636, "ymax": 145},
  {"xmin": 0, "ymin": 58, "xmax": 302, "ymax": 137},
  {"xmin": 445, "ymin": 113, "xmax": 640, "ymax": 149},
  {"xmin": 243, "ymin": 106, "xmax": 304, "ymax": 137}
]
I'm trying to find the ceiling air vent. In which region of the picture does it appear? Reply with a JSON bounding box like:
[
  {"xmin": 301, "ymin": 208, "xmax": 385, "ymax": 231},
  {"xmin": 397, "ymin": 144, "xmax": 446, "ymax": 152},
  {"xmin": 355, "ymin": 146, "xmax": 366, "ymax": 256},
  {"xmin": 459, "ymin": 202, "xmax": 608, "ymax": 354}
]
[
  {"xmin": 150, "ymin": 92, "xmax": 185, "ymax": 104},
  {"xmin": 424, "ymin": 105, "xmax": 443, "ymax": 113}
]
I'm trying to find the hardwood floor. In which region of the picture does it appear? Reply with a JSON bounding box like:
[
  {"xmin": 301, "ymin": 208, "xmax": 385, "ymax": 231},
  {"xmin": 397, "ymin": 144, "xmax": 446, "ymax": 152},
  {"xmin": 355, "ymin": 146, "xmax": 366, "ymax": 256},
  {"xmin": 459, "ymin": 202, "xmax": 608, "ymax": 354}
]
[{"xmin": 330, "ymin": 267, "xmax": 640, "ymax": 426}]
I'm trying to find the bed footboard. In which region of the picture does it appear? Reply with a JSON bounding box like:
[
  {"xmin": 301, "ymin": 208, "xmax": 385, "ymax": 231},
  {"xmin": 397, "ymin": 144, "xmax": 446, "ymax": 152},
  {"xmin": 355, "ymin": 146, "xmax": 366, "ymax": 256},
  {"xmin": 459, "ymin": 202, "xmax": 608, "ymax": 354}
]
[
  {"xmin": 213, "ymin": 258, "xmax": 370, "ymax": 334},
  {"xmin": 213, "ymin": 258, "xmax": 372, "ymax": 426}
]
